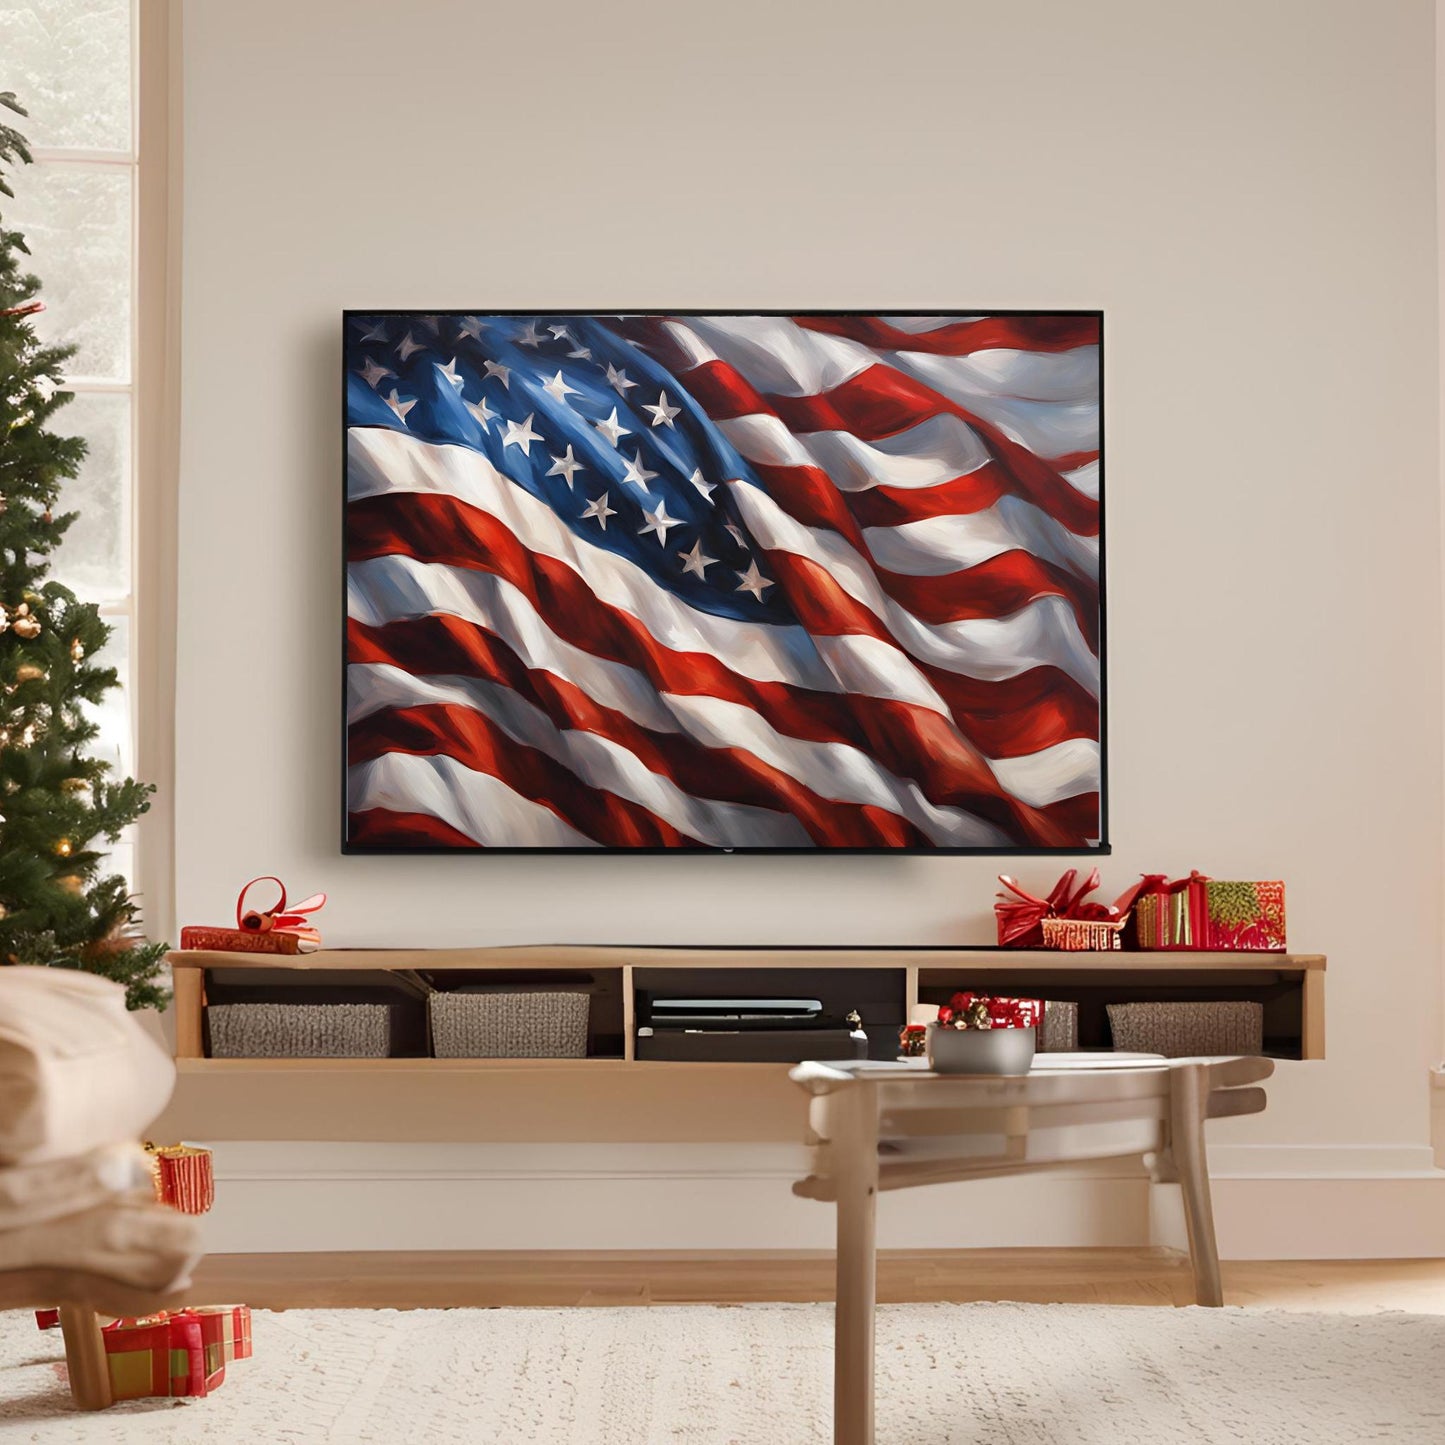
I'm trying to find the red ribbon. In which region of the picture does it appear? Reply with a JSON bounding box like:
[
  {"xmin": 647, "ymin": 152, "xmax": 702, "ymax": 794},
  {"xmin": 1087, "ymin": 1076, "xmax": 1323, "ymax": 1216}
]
[
  {"xmin": 0, "ymin": 301, "xmax": 43, "ymax": 318},
  {"xmin": 236, "ymin": 876, "xmax": 326, "ymax": 935},
  {"xmin": 994, "ymin": 868, "xmax": 1123, "ymax": 947}
]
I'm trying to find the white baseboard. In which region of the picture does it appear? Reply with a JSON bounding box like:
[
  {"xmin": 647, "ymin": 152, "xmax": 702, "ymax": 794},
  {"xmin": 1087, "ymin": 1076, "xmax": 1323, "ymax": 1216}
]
[{"xmin": 197, "ymin": 1142, "xmax": 1445, "ymax": 1260}]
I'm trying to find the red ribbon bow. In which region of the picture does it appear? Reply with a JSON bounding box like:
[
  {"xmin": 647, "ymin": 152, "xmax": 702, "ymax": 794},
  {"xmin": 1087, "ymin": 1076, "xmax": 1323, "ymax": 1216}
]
[
  {"xmin": 994, "ymin": 868, "xmax": 1123, "ymax": 948},
  {"xmin": 236, "ymin": 876, "xmax": 326, "ymax": 936}
]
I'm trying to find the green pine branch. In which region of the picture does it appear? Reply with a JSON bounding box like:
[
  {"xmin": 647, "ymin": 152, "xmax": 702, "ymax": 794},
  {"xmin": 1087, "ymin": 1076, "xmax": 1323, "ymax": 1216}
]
[{"xmin": 0, "ymin": 95, "xmax": 169, "ymax": 1010}]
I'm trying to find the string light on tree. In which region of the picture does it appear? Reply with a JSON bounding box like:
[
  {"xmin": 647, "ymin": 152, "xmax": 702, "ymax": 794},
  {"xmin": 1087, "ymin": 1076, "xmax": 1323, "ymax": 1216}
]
[
  {"xmin": 68, "ymin": 637, "xmax": 83, "ymax": 662},
  {"xmin": 53, "ymin": 837, "xmax": 72, "ymax": 858}
]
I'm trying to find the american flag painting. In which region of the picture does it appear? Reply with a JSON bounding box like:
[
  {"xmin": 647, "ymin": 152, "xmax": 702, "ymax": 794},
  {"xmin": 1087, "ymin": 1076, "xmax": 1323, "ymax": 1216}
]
[{"xmin": 343, "ymin": 312, "xmax": 1104, "ymax": 852}]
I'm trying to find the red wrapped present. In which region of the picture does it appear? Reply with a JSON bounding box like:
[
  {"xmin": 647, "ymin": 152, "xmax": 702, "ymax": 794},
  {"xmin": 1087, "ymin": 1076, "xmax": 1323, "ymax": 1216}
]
[
  {"xmin": 102, "ymin": 1312, "xmax": 225, "ymax": 1400},
  {"xmin": 183, "ymin": 1305, "xmax": 253, "ymax": 1363},
  {"xmin": 180, "ymin": 875, "xmax": 326, "ymax": 955},
  {"xmin": 1128, "ymin": 873, "xmax": 1286, "ymax": 951},
  {"xmin": 995, "ymin": 869, "xmax": 1130, "ymax": 948},
  {"xmin": 1204, "ymin": 880, "xmax": 1286, "ymax": 951},
  {"xmin": 145, "ymin": 1142, "xmax": 216, "ymax": 1214}
]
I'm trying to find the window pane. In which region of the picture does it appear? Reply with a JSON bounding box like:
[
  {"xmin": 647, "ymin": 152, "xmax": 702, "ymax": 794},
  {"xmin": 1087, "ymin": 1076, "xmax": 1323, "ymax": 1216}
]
[
  {"xmin": 9, "ymin": 162, "xmax": 132, "ymax": 381},
  {"xmin": 0, "ymin": 0, "xmax": 132, "ymax": 152},
  {"xmin": 83, "ymin": 613, "xmax": 132, "ymax": 780},
  {"xmin": 50, "ymin": 390, "xmax": 130, "ymax": 602}
]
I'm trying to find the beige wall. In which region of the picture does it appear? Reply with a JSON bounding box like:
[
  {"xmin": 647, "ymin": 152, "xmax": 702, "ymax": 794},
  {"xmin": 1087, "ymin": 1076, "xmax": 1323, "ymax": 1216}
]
[{"xmin": 175, "ymin": 0, "xmax": 1443, "ymax": 1240}]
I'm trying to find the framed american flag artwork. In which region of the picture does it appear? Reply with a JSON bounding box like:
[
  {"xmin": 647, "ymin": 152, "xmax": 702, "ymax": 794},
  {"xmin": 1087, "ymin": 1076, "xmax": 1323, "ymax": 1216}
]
[{"xmin": 342, "ymin": 311, "xmax": 1105, "ymax": 853}]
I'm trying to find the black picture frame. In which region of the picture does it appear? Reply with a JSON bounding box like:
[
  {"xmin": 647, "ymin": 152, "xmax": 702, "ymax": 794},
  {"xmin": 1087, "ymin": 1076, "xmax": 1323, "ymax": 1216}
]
[{"xmin": 341, "ymin": 310, "xmax": 1107, "ymax": 856}]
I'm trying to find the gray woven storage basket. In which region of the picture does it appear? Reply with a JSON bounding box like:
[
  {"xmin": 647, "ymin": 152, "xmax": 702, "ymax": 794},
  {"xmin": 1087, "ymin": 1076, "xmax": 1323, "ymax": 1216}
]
[
  {"xmin": 1040, "ymin": 1000, "xmax": 1079, "ymax": 1052},
  {"xmin": 1106, "ymin": 1001, "xmax": 1263, "ymax": 1058},
  {"xmin": 207, "ymin": 1002, "xmax": 390, "ymax": 1058},
  {"xmin": 430, "ymin": 991, "xmax": 590, "ymax": 1058}
]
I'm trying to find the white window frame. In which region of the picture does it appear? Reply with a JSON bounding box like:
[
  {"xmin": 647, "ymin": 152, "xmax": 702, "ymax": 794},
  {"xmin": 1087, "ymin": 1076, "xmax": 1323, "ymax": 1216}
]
[{"xmin": 23, "ymin": 0, "xmax": 182, "ymax": 942}]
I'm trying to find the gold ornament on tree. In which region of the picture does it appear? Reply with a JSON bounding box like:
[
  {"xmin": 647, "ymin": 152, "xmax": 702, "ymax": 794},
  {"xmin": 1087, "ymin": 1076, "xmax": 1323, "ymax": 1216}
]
[
  {"xmin": 60, "ymin": 776, "xmax": 90, "ymax": 794},
  {"xmin": 57, "ymin": 874, "xmax": 84, "ymax": 895},
  {"xmin": 10, "ymin": 604, "xmax": 40, "ymax": 640},
  {"xmin": 69, "ymin": 638, "xmax": 84, "ymax": 662},
  {"xmin": 53, "ymin": 837, "xmax": 72, "ymax": 858},
  {"xmin": 15, "ymin": 662, "xmax": 45, "ymax": 682}
]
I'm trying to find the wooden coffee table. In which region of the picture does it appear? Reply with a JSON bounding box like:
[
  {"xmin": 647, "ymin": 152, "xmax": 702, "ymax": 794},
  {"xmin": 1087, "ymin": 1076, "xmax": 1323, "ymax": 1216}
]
[{"xmin": 790, "ymin": 1052, "xmax": 1273, "ymax": 1445}]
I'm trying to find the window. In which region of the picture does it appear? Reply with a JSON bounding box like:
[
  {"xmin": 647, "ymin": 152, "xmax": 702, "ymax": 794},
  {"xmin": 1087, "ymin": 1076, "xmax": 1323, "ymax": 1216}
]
[{"xmin": 3, "ymin": 0, "xmax": 141, "ymax": 880}]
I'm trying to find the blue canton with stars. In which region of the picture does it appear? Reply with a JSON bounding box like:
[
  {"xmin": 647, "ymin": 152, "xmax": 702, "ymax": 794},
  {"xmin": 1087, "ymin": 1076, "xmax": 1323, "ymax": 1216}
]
[{"xmin": 345, "ymin": 314, "xmax": 788, "ymax": 626}]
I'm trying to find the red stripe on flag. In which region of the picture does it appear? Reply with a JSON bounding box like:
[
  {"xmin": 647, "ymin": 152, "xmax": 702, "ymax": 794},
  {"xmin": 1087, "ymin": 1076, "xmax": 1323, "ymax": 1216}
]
[
  {"xmin": 349, "ymin": 808, "xmax": 484, "ymax": 849},
  {"xmin": 792, "ymin": 314, "xmax": 1100, "ymax": 355}
]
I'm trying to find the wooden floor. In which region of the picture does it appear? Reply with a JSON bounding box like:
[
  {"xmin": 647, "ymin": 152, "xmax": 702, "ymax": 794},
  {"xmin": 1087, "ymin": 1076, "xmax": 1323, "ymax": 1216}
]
[{"xmin": 189, "ymin": 1250, "xmax": 1445, "ymax": 1313}]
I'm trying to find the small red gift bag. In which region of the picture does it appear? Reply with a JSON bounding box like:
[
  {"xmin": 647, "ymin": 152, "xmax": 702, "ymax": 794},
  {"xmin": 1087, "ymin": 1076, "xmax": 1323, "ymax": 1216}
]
[{"xmin": 145, "ymin": 1142, "xmax": 216, "ymax": 1214}]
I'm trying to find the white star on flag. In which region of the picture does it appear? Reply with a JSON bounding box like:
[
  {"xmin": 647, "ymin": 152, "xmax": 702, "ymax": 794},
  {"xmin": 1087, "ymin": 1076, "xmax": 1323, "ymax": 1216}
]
[
  {"xmin": 515, "ymin": 321, "xmax": 546, "ymax": 348},
  {"xmin": 397, "ymin": 332, "xmax": 425, "ymax": 361},
  {"xmin": 689, "ymin": 468, "xmax": 716, "ymax": 500},
  {"xmin": 483, "ymin": 360, "xmax": 511, "ymax": 388},
  {"xmin": 644, "ymin": 391, "xmax": 681, "ymax": 428},
  {"xmin": 542, "ymin": 370, "xmax": 581, "ymax": 404},
  {"xmin": 638, "ymin": 500, "xmax": 683, "ymax": 545},
  {"xmin": 594, "ymin": 408, "xmax": 630, "ymax": 447},
  {"xmin": 734, "ymin": 558, "xmax": 773, "ymax": 601},
  {"xmin": 464, "ymin": 396, "xmax": 497, "ymax": 432},
  {"xmin": 502, "ymin": 412, "xmax": 544, "ymax": 455},
  {"xmin": 357, "ymin": 356, "xmax": 394, "ymax": 388},
  {"xmin": 547, "ymin": 445, "xmax": 584, "ymax": 487},
  {"xmin": 436, "ymin": 357, "xmax": 465, "ymax": 391},
  {"xmin": 605, "ymin": 364, "xmax": 637, "ymax": 396},
  {"xmin": 581, "ymin": 492, "xmax": 616, "ymax": 530},
  {"xmin": 457, "ymin": 316, "xmax": 487, "ymax": 340},
  {"xmin": 383, "ymin": 389, "xmax": 417, "ymax": 424},
  {"xmin": 357, "ymin": 321, "xmax": 388, "ymax": 344},
  {"xmin": 621, "ymin": 451, "xmax": 658, "ymax": 490},
  {"xmin": 678, "ymin": 539, "xmax": 716, "ymax": 579},
  {"xmin": 548, "ymin": 324, "xmax": 573, "ymax": 342}
]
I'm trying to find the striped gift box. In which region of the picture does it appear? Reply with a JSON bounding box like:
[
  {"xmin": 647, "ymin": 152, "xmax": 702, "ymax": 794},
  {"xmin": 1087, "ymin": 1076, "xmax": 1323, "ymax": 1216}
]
[{"xmin": 145, "ymin": 1142, "xmax": 216, "ymax": 1214}]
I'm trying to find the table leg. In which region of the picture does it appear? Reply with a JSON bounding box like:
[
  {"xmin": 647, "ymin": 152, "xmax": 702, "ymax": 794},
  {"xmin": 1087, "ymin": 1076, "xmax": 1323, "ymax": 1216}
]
[
  {"xmin": 1170, "ymin": 1062, "xmax": 1224, "ymax": 1307},
  {"xmin": 58, "ymin": 1305, "xmax": 112, "ymax": 1411},
  {"xmin": 833, "ymin": 1087, "xmax": 880, "ymax": 1445}
]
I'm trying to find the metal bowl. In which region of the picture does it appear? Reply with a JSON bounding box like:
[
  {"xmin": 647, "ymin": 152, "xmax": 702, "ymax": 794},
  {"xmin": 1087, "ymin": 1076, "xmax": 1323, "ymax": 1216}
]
[{"xmin": 926, "ymin": 1023, "xmax": 1036, "ymax": 1075}]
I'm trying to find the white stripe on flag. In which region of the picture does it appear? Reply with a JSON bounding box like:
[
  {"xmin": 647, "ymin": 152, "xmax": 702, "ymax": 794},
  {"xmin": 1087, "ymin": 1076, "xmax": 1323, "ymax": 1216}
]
[
  {"xmin": 349, "ymin": 752, "xmax": 599, "ymax": 847},
  {"xmin": 717, "ymin": 411, "xmax": 993, "ymax": 489},
  {"xmin": 987, "ymin": 737, "xmax": 1103, "ymax": 808},
  {"xmin": 885, "ymin": 350, "xmax": 1099, "ymax": 457},
  {"xmin": 861, "ymin": 497, "xmax": 1098, "ymax": 581},
  {"xmin": 662, "ymin": 315, "xmax": 875, "ymax": 397},
  {"xmin": 885, "ymin": 345, "xmax": 1100, "ymax": 404}
]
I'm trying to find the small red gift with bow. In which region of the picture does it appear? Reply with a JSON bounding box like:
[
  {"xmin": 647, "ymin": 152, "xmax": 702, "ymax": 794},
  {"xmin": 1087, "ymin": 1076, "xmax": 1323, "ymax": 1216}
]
[
  {"xmin": 994, "ymin": 869, "xmax": 1131, "ymax": 950},
  {"xmin": 180, "ymin": 877, "xmax": 327, "ymax": 955}
]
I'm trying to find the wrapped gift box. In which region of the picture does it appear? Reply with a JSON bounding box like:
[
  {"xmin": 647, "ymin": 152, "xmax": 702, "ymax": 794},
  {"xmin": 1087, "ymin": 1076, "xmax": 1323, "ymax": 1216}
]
[
  {"xmin": 1206, "ymin": 880, "xmax": 1286, "ymax": 951},
  {"xmin": 1133, "ymin": 874, "xmax": 1286, "ymax": 952},
  {"xmin": 185, "ymin": 1304, "xmax": 253, "ymax": 1363},
  {"xmin": 99, "ymin": 1306, "xmax": 250, "ymax": 1400},
  {"xmin": 103, "ymin": 1313, "xmax": 224, "ymax": 1401}
]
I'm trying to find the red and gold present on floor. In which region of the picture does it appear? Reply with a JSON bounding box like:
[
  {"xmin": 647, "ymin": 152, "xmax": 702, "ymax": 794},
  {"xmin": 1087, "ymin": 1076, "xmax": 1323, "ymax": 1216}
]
[
  {"xmin": 100, "ymin": 1307, "xmax": 252, "ymax": 1400},
  {"xmin": 145, "ymin": 1141, "xmax": 216, "ymax": 1214},
  {"xmin": 1132, "ymin": 874, "xmax": 1286, "ymax": 951}
]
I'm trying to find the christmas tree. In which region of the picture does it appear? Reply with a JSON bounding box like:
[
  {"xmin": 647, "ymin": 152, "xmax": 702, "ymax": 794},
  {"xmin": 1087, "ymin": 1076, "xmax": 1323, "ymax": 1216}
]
[{"xmin": 0, "ymin": 92, "xmax": 168, "ymax": 1010}]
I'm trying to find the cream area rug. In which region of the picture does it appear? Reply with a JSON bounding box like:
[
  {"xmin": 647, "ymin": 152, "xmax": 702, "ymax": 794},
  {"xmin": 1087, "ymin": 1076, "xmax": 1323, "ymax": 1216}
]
[{"xmin": 3, "ymin": 1303, "xmax": 1444, "ymax": 1443}]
